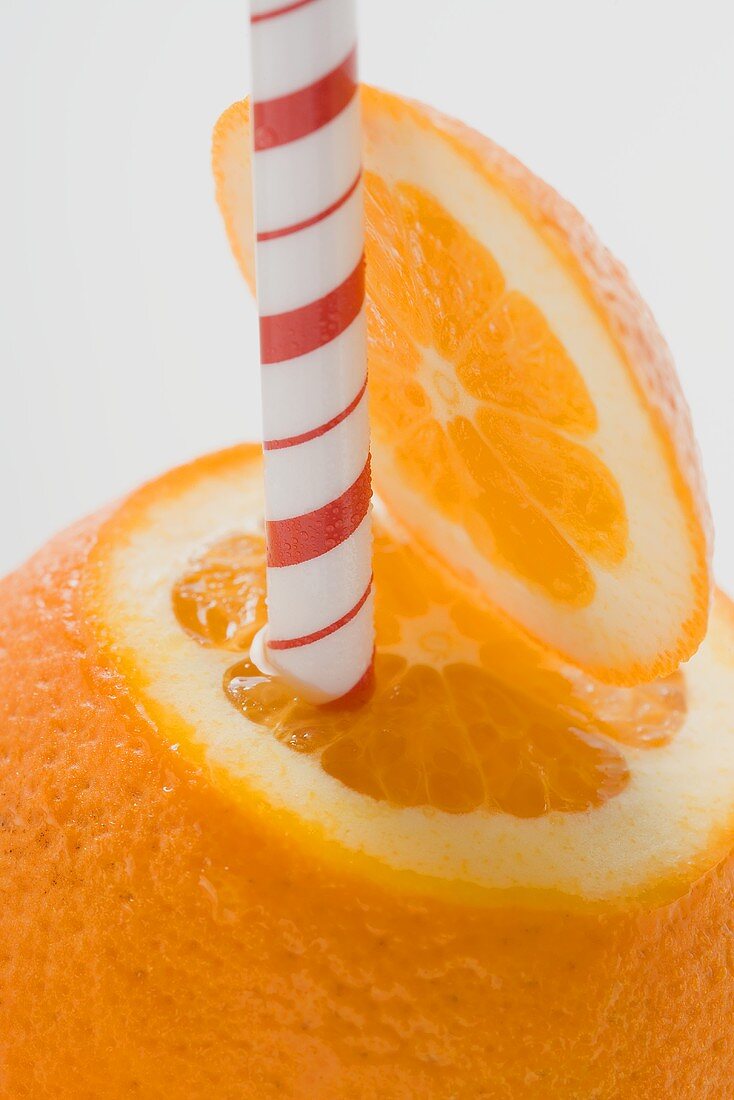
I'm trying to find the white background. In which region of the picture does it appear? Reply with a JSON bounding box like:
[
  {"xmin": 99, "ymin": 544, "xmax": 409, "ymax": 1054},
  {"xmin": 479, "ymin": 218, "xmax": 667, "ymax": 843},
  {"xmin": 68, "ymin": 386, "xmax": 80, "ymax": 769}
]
[{"xmin": 1, "ymin": 0, "xmax": 732, "ymax": 588}]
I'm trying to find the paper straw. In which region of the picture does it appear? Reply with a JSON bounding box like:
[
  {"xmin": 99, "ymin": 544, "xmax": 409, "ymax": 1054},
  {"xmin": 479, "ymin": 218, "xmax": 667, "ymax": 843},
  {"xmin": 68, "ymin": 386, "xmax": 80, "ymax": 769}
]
[{"xmin": 247, "ymin": 0, "xmax": 374, "ymax": 702}]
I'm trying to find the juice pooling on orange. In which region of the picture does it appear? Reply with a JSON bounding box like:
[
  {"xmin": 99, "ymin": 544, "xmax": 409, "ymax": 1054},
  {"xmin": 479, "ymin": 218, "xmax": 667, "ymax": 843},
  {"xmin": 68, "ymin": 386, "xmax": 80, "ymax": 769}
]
[
  {"xmin": 2, "ymin": 89, "xmax": 733, "ymax": 1099},
  {"xmin": 173, "ymin": 531, "xmax": 686, "ymax": 818}
]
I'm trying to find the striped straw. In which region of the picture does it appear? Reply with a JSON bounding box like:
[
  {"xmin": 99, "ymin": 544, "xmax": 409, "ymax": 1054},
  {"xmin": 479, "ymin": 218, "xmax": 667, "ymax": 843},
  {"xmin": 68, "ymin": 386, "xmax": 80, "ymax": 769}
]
[{"xmin": 248, "ymin": 0, "xmax": 374, "ymax": 702}]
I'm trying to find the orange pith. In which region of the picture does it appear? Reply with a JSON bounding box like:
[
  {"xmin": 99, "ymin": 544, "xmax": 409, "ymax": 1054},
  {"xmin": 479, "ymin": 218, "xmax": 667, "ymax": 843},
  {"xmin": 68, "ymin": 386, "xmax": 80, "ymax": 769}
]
[
  {"xmin": 364, "ymin": 175, "xmax": 628, "ymax": 606},
  {"xmin": 173, "ymin": 529, "xmax": 684, "ymax": 818}
]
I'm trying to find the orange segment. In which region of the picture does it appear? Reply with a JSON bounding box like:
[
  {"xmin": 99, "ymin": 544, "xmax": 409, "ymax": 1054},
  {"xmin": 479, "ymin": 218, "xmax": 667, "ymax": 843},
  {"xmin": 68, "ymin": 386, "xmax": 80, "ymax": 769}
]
[
  {"xmin": 456, "ymin": 291, "xmax": 599, "ymax": 432},
  {"xmin": 449, "ymin": 413, "xmax": 597, "ymax": 603},
  {"xmin": 391, "ymin": 181, "xmax": 505, "ymax": 359},
  {"xmin": 212, "ymin": 89, "xmax": 712, "ymax": 684},
  {"xmin": 474, "ymin": 407, "xmax": 627, "ymax": 565},
  {"xmin": 362, "ymin": 172, "xmax": 431, "ymax": 347}
]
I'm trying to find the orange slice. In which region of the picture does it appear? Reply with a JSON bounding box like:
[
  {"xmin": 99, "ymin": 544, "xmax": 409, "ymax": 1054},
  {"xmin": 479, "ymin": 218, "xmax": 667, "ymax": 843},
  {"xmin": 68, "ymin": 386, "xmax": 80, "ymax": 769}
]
[
  {"xmin": 2, "ymin": 446, "xmax": 734, "ymax": 1097},
  {"xmin": 213, "ymin": 88, "xmax": 712, "ymax": 684}
]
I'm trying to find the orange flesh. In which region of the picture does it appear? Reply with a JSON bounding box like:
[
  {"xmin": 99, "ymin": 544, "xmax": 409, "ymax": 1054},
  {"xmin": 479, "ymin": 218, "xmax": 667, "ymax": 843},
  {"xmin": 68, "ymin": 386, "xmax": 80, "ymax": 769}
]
[
  {"xmin": 172, "ymin": 530, "xmax": 685, "ymax": 818},
  {"xmin": 364, "ymin": 174, "xmax": 629, "ymax": 606}
]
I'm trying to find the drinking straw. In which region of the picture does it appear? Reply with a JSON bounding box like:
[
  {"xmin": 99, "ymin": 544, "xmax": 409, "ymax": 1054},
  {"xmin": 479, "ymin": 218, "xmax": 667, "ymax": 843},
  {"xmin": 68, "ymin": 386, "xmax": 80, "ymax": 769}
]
[{"xmin": 247, "ymin": 0, "xmax": 374, "ymax": 701}]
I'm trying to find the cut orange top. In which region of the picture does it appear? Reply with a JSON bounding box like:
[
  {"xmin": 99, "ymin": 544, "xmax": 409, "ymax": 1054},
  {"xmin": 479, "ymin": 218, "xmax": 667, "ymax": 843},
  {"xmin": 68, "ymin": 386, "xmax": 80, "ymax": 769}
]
[{"xmin": 173, "ymin": 528, "xmax": 684, "ymax": 819}]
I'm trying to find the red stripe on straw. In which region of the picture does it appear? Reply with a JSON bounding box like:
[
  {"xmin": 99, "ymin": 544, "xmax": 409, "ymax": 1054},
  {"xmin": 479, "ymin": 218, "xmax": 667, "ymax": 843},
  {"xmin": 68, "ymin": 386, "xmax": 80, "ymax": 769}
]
[
  {"xmin": 253, "ymin": 48, "xmax": 357, "ymax": 151},
  {"xmin": 256, "ymin": 170, "xmax": 362, "ymax": 242},
  {"xmin": 259, "ymin": 254, "xmax": 364, "ymax": 364},
  {"xmin": 250, "ymin": 0, "xmax": 320, "ymax": 23},
  {"xmin": 263, "ymin": 376, "xmax": 367, "ymax": 451},
  {"xmin": 267, "ymin": 575, "xmax": 373, "ymax": 650},
  {"xmin": 266, "ymin": 455, "xmax": 371, "ymax": 567}
]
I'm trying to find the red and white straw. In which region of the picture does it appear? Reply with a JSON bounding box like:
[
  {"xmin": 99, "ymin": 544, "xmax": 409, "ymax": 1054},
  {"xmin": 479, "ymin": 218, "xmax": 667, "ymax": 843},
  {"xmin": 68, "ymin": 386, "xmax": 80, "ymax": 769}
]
[{"xmin": 248, "ymin": 0, "xmax": 374, "ymax": 702}]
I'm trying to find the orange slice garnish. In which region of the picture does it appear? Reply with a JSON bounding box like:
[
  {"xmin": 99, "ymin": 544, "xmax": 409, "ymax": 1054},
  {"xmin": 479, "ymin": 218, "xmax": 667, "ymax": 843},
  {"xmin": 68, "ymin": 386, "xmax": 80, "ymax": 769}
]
[{"xmin": 213, "ymin": 88, "xmax": 711, "ymax": 684}]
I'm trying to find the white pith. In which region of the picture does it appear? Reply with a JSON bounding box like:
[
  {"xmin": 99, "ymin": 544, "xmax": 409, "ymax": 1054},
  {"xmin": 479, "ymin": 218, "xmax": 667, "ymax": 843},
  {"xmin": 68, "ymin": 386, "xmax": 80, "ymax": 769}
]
[
  {"xmin": 95, "ymin": 455, "xmax": 734, "ymax": 905},
  {"xmin": 361, "ymin": 109, "xmax": 700, "ymax": 678}
]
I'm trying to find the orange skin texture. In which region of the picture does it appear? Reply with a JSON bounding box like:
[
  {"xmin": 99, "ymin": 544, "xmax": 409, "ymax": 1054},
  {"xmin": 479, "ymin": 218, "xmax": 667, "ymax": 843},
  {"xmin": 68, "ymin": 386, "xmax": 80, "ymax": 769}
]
[
  {"xmin": 213, "ymin": 88, "xmax": 712, "ymax": 684},
  {"xmin": 0, "ymin": 472, "xmax": 732, "ymax": 1099}
]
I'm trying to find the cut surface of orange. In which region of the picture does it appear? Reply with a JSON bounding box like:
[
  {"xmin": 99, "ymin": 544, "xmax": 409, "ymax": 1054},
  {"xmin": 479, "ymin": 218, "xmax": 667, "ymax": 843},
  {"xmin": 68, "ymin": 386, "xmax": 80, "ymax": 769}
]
[
  {"xmin": 213, "ymin": 88, "xmax": 711, "ymax": 684},
  {"xmin": 174, "ymin": 528, "xmax": 685, "ymax": 820},
  {"xmin": 93, "ymin": 448, "xmax": 732, "ymax": 907}
]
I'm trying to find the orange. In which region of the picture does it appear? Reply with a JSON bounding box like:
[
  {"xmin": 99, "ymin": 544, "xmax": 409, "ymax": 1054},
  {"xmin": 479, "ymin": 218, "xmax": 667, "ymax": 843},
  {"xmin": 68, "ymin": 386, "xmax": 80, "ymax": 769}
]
[
  {"xmin": 1, "ymin": 446, "xmax": 733, "ymax": 1099},
  {"xmin": 0, "ymin": 88, "xmax": 727, "ymax": 1098},
  {"xmin": 213, "ymin": 87, "xmax": 711, "ymax": 684}
]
